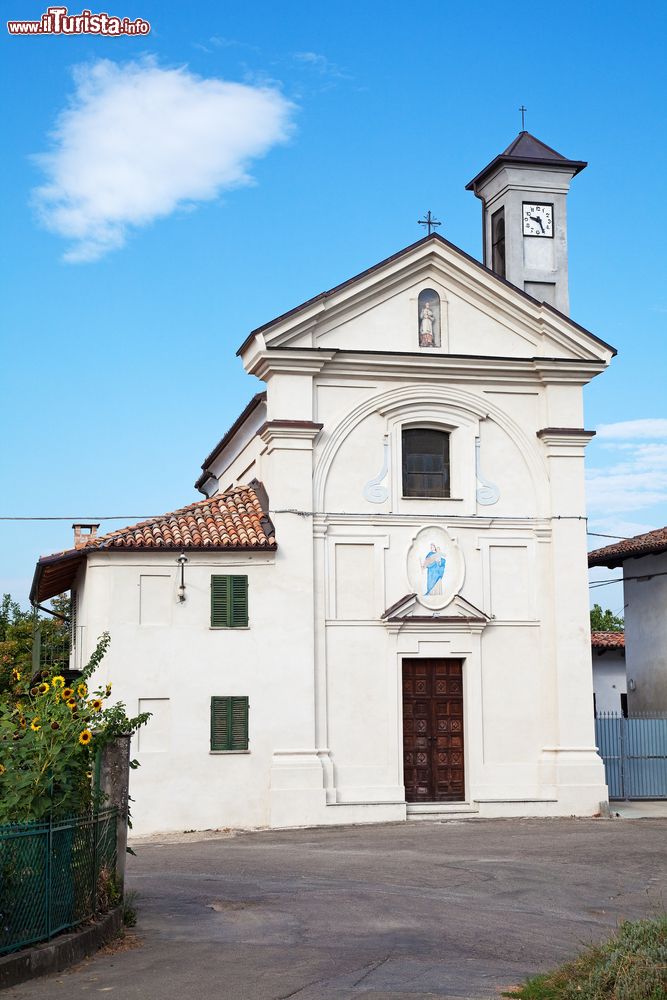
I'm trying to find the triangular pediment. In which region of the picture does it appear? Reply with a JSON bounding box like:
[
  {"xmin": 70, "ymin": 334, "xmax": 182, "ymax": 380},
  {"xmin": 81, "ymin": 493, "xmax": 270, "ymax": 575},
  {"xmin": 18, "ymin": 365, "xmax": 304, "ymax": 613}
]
[
  {"xmin": 240, "ymin": 236, "xmax": 614, "ymax": 364},
  {"xmin": 382, "ymin": 591, "xmax": 490, "ymax": 624}
]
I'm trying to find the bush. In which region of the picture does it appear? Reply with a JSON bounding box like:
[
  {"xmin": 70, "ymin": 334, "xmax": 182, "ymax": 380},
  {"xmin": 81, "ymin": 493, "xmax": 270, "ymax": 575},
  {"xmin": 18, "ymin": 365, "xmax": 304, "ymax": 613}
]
[
  {"xmin": 0, "ymin": 633, "xmax": 150, "ymax": 823},
  {"xmin": 504, "ymin": 915, "xmax": 667, "ymax": 1000}
]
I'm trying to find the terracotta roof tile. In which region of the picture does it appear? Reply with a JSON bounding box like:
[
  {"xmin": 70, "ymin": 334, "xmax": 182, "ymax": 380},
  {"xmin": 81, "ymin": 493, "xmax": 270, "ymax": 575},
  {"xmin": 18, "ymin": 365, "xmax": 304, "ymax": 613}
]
[
  {"xmin": 80, "ymin": 485, "xmax": 276, "ymax": 551},
  {"xmin": 591, "ymin": 631, "xmax": 625, "ymax": 650},
  {"xmin": 588, "ymin": 526, "xmax": 667, "ymax": 567}
]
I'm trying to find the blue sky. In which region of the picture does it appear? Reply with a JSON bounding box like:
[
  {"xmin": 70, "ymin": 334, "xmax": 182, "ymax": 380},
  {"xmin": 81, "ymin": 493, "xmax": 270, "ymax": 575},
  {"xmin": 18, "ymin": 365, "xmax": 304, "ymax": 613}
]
[{"xmin": 2, "ymin": 1, "xmax": 666, "ymax": 613}]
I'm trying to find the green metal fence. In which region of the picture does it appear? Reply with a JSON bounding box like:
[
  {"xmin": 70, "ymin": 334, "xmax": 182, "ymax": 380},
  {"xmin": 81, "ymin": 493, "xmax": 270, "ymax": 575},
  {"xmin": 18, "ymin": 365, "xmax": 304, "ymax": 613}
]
[{"xmin": 0, "ymin": 808, "xmax": 118, "ymax": 955}]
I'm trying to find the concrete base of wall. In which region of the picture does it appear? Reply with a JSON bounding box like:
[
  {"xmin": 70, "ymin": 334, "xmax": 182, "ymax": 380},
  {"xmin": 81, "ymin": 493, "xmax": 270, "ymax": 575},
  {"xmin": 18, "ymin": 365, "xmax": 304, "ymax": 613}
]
[{"xmin": 0, "ymin": 905, "xmax": 123, "ymax": 990}]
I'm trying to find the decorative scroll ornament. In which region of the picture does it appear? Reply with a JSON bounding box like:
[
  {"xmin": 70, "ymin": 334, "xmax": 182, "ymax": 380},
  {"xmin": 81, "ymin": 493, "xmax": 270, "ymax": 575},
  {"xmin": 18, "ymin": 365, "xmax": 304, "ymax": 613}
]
[
  {"xmin": 363, "ymin": 438, "xmax": 390, "ymax": 503},
  {"xmin": 475, "ymin": 437, "xmax": 500, "ymax": 506}
]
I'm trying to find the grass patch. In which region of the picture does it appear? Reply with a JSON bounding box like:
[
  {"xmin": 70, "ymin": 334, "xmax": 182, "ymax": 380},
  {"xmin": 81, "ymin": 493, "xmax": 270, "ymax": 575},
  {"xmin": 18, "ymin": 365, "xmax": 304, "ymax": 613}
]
[
  {"xmin": 122, "ymin": 889, "xmax": 139, "ymax": 928},
  {"xmin": 503, "ymin": 915, "xmax": 667, "ymax": 999}
]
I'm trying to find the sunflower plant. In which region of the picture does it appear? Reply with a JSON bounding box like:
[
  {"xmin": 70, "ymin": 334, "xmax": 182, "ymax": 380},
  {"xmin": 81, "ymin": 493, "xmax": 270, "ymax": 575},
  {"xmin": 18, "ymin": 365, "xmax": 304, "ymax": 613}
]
[{"xmin": 0, "ymin": 632, "xmax": 150, "ymax": 824}]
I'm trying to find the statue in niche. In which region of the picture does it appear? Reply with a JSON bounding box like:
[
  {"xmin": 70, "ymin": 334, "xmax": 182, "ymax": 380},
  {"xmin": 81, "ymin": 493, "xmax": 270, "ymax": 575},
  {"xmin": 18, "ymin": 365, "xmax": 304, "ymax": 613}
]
[
  {"xmin": 421, "ymin": 542, "xmax": 446, "ymax": 597},
  {"xmin": 418, "ymin": 288, "xmax": 441, "ymax": 348}
]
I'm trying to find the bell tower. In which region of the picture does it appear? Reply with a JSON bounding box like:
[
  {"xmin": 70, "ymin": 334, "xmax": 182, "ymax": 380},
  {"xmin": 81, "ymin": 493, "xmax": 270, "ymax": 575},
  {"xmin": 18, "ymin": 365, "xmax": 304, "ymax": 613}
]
[{"xmin": 466, "ymin": 131, "xmax": 586, "ymax": 316}]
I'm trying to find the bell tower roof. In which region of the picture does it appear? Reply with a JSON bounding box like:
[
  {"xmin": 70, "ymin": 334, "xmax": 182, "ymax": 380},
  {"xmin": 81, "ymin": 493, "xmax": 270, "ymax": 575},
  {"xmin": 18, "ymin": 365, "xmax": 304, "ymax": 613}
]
[{"xmin": 465, "ymin": 131, "xmax": 587, "ymax": 191}]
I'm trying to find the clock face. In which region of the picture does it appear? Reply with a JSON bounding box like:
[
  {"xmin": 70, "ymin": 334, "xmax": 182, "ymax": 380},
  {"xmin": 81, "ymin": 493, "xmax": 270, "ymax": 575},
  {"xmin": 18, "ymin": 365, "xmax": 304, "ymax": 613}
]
[{"xmin": 522, "ymin": 202, "xmax": 554, "ymax": 238}]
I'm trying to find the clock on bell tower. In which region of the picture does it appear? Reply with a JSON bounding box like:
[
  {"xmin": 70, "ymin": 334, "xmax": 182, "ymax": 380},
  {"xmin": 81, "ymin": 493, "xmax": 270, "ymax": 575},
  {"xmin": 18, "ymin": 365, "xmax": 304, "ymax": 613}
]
[{"xmin": 466, "ymin": 131, "xmax": 586, "ymax": 316}]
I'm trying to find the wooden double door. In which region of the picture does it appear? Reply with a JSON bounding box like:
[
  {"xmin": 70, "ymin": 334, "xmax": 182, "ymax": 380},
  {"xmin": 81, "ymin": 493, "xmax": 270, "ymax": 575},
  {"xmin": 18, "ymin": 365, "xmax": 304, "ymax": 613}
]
[{"xmin": 402, "ymin": 659, "xmax": 465, "ymax": 802}]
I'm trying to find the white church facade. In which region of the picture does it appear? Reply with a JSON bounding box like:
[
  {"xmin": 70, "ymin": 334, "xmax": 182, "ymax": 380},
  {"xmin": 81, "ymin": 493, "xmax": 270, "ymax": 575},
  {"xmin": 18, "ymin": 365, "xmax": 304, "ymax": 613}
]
[{"xmin": 32, "ymin": 132, "xmax": 616, "ymax": 835}]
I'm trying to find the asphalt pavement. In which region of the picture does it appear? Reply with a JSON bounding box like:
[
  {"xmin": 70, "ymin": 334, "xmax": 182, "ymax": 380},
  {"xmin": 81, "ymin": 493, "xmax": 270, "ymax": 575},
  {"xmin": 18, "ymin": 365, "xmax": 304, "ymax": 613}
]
[{"xmin": 6, "ymin": 817, "xmax": 666, "ymax": 999}]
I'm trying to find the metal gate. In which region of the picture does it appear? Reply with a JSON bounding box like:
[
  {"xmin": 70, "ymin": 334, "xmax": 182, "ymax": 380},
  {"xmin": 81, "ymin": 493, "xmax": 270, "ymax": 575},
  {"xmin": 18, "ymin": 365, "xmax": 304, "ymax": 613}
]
[{"xmin": 595, "ymin": 713, "xmax": 667, "ymax": 799}]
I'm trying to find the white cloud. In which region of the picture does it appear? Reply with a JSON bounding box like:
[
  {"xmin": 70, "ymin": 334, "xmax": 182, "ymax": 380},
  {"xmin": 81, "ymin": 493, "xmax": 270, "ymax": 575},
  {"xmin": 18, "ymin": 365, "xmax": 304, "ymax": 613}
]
[
  {"xmin": 596, "ymin": 418, "xmax": 667, "ymax": 440},
  {"xmin": 33, "ymin": 57, "xmax": 295, "ymax": 262},
  {"xmin": 293, "ymin": 51, "xmax": 350, "ymax": 80},
  {"xmin": 587, "ymin": 423, "xmax": 667, "ymax": 516}
]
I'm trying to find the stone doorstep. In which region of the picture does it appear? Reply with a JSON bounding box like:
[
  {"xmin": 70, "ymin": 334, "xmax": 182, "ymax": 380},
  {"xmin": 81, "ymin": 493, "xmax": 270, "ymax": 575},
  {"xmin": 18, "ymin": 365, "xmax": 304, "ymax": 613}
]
[
  {"xmin": 406, "ymin": 802, "xmax": 481, "ymax": 820},
  {"xmin": 0, "ymin": 905, "xmax": 123, "ymax": 990}
]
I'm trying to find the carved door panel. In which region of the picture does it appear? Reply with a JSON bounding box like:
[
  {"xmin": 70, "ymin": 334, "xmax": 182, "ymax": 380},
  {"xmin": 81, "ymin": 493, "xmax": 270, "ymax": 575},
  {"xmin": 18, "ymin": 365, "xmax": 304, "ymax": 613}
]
[{"xmin": 402, "ymin": 659, "xmax": 465, "ymax": 803}]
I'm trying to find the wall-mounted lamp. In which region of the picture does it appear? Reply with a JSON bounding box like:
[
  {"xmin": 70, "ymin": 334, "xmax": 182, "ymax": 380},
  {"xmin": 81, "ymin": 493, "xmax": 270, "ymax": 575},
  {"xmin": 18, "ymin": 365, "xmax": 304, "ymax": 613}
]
[
  {"xmin": 628, "ymin": 678, "xmax": 636, "ymax": 692},
  {"xmin": 177, "ymin": 552, "xmax": 188, "ymax": 602}
]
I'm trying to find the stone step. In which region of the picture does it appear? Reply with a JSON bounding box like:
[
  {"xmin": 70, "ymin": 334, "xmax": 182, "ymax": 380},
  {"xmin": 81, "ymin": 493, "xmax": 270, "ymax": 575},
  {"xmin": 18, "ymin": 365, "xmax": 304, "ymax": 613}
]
[{"xmin": 406, "ymin": 802, "xmax": 480, "ymax": 821}]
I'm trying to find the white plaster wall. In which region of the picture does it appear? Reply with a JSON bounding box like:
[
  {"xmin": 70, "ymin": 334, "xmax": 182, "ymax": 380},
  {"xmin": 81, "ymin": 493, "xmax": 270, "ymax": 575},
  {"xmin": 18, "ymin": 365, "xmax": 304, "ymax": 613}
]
[
  {"xmin": 308, "ymin": 371, "xmax": 606, "ymax": 818},
  {"xmin": 624, "ymin": 552, "xmax": 667, "ymax": 712},
  {"xmin": 592, "ymin": 652, "xmax": 626, "ymax": 715},
  {"xmin": 312, "ymin": 274, "xmax": 569, "ymax": 359},
  {"xmin": 205, "ymin": 400, "xmax": 267, "ymax": 495},
  {"xmin": 79, "ymin": 551, "xmax": 282, "ymax": 836}
]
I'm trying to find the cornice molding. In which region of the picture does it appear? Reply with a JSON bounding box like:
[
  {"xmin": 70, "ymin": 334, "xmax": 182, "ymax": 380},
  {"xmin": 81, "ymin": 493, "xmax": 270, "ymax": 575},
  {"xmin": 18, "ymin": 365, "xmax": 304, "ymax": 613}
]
[
  {"xmin": 259, "ymin": 419, "xmax": 323, "ymax": 445},
  {"xmin": 249, "ymin": 347, "xmax": 606, "ymax": 387},
  {"xmin": 536, "ymin": 428, "xmax": 596, "ymax": 449},
  {"xmin": 384, "ymin": 617, "xmax": 488, "ymax": 635}
]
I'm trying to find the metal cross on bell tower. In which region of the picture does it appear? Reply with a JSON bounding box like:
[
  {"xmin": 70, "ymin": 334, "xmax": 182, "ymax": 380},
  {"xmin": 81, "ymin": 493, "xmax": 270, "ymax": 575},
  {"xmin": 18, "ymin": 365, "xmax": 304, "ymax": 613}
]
[
  {"xmin": 519, "ymin": 105, "xmax": 527, "ymax": 130},
  {"xmin": 417, "ymin": 210, "xmax": 441, "ymax": 236}
]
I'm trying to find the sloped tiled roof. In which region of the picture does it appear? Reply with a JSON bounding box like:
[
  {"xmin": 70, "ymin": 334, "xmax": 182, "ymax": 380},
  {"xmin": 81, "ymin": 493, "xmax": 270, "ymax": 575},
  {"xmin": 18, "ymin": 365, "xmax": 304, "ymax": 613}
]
[
  {"xmin": 591, "ymin": 631, "xmax": 625, "ymax": 650},
  {"xmin": 31, "ymin": 485, "xmax": 275, "ymax": 603},
  {"xmin": 501, "ymin": 131, "xmax": 575, "ymax": 162},
  {"xmin": 84, "ymin": 486, "xmax": 275, "ymax": 550},
  {"xmin": 588, "ymin": 527, "xmax": 667, "ymax": 568},
  {"xmin": 465, "ymin": 130, "xmax": 587, "ymax": 190}
]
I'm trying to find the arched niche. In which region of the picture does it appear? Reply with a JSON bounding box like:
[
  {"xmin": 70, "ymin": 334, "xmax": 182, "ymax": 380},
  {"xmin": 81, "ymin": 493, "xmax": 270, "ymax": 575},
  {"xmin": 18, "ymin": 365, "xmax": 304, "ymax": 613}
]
[{"xmin": 418, "ymin": 288, "xmax": 441, "ymax": 348}]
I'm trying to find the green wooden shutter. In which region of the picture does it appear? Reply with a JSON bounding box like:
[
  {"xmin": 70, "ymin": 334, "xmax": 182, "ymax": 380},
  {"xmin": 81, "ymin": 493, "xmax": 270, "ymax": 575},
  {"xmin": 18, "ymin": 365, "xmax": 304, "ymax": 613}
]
[
  {"xmin": 210, "ymin": 696, "xmax": 249, "ymax": 751},
  {"xmin": 70, "ymin": 591, "xmax": 77, "ymax": 648},
  {"xmin": 230, "ymin": 577, "xmax": 248, "ymax": 628},
  {"xmin": 211, "ymin": 575, "xmax": 248, "ymax": 627},
  {"xmin": 210, "ymin": 696, "xmax": 229, "ymax": 750},
  {"xmin": 230, "ymin": 697, "xmax": 249, "ymax": 749},
  {"xmin": 211, "ymin": 576, "xmax": 230, "ymax": 627}
]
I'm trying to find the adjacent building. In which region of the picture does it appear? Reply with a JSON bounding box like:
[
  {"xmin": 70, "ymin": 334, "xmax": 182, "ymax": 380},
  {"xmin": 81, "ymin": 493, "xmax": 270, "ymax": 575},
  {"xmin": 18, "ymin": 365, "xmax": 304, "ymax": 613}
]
[
  {"xmin": 589, "ymin": 527, "xmax": 667, "ymax": 713},
  {"xmin": 590, "ymin": 632, "xmax": 626, "ymax": 715}
]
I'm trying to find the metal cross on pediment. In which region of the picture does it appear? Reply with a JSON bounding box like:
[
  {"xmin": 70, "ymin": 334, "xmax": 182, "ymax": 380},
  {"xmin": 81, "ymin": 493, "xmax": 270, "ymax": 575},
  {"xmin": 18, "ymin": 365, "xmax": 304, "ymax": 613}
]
[
  {"xmin": 418, "ymin": 210, "xmax": 441, "ymax": 236},
  {"xmin": 519, "ymin": 105, "xmax": 527, "ymax": 130}
]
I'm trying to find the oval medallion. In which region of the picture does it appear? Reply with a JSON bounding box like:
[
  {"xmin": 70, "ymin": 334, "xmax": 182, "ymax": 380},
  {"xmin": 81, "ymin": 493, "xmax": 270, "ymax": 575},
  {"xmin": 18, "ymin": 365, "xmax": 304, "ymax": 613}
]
[{"xmin": 407, "ymin": 525, "xmax": 465, "ymax": 611}]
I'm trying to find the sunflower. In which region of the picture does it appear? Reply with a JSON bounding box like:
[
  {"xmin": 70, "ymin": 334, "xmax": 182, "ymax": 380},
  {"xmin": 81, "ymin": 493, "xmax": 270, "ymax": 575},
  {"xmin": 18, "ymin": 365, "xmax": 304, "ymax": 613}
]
[
  {"xmin": 19, "ymin": 717, "xmax": 26, "ymax": 729},
  {"xmin": 77, "ymin": 683, "xmax": 88, "ymax": 699},
  {"xmin": 105, "ymin": 683, "xmax": 112, "ymax": 697},
  {"xmin": 62, "ymin": 687, "xmax": 73, "ymax": 699},
  {"xmin": 38, "ymin": 682, "xmax": 50, "ymax": 695},
  {"xmin": 78, "ymin": 729, "xmax": 93, "ymax": 746},
  {"xmin": 51, "ymin": 675, "xmax": 65, "ymax": 689},
  {"xmin": 0, "ymin": 764, "xmax": 5, "ymax": 776},
  {"xmin": 86, "ymin": 771, "xmax": 93, "ymax": 780},
  {"xmin": 66, "ymin": 699, "xmax": 77, "ymax": 711},
  {"xmin": 51, "ymin": 721, "xmax": 60, "ymax": 731},
  {"xmin": 11, "ymin": 669, "xmax": 20, "ymax": 682},
  {"xmin": 89, "ymin": 699, "xmax": 103, "ymax": 712},
  {"xmin": 30, "ymin": 718, "xmax": 41, "ymax": 732},
  {"xmin": 30, "ymin": 686, "xmax": 39, "ymax": 696}
]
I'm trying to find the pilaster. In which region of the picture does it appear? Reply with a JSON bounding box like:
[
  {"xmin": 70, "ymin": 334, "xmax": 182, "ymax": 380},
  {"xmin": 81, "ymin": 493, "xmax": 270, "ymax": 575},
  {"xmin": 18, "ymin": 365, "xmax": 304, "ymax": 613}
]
[{"xmin": 536, "ymin": 428, "xmax": 607, "ymax": 808}]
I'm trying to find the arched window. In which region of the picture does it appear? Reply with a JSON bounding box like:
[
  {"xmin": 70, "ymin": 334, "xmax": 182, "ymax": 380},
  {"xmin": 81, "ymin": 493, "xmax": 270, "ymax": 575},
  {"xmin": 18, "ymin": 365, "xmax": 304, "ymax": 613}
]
[
  {"xmin": 402, "ymin": 428, "xmax": 450, "ymax": 498},
  {"xmin": 418, "ymin": 289, "xmax": 441, "ymax": 348},
  {"xmin": 491, "ymin": 209, "xmax": 505, "ymax": 277}
]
